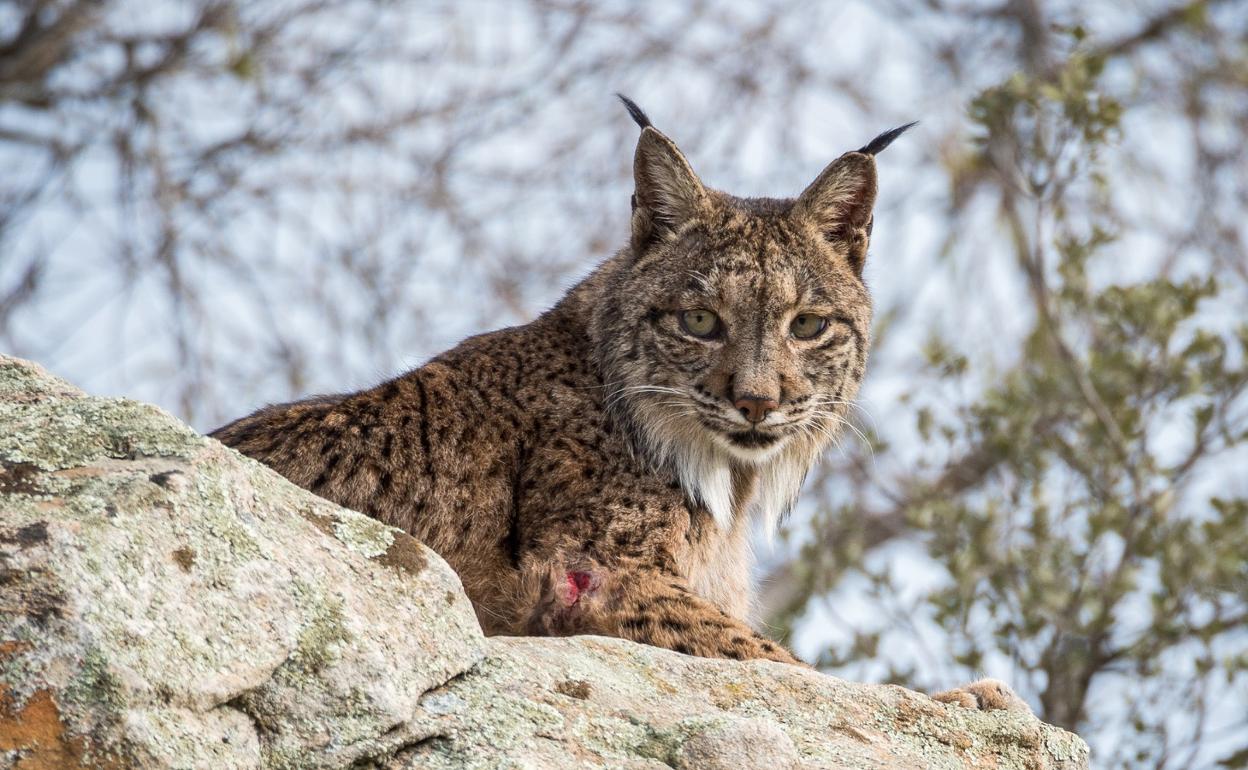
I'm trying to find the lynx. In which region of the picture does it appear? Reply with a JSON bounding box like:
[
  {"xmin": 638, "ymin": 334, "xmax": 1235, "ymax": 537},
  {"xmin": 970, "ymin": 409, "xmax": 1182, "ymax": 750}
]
[{"xmin": 213, "ymin": 97, "xmax": 1026, "ymax": 712}]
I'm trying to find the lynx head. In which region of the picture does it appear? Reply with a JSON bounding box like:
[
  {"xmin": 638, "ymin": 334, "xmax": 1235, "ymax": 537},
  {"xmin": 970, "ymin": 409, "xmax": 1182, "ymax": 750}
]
[{"xmin": 594, "ymin": 96, "xmax": 913, "ymax": 532}]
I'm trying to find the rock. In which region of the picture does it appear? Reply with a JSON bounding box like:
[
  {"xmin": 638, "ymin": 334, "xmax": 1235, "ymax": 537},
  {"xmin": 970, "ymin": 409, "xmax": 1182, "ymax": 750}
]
[
  {"xmin": 0, "ymin": 357, "xmax": 483, "ymax": 769},
  {"xmin": 675, "ymin": 717, "xmax": 799, "ymax": 769},
  {"xmin": 0, "ymin": 355, "xmax": 1090, "ymax": 769},
  {"xmin": 385, "ymin": 637, "xmax": 1086, "ymax": 769}
]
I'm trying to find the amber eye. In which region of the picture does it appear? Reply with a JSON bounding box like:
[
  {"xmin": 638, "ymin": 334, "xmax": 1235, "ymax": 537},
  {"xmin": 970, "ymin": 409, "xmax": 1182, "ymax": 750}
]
[
  {"xmin": 790, "ymin": 313, "xmax": 828, "ymax": 340},
  {"xmin": 679, "ymin": 309, "xmax": 721, "ymax": 339}
]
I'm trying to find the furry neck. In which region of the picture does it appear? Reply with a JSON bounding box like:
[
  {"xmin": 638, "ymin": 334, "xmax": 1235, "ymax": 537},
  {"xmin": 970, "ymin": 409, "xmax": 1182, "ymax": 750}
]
[
  {"xmin": 622, "ymin": 397, "xmax": 819, "ymax": 534},
  {"xmin": 669, "ymin": 430, "xmax": 815, "ymax": 534}
]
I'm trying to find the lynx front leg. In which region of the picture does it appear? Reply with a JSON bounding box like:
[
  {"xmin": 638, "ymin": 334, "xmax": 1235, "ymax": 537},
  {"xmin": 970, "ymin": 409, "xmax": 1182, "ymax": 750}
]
[
  {"xmin": 520, "ymin": 562, "xmax": 1030, "ymax": 713},
  {"xmin": 523, "ymin": 562, "xmax": 800, "ymax": 666},
  {"xmin": 932, "ymin": 678, "xmax": 1032, "ymax": 713}
]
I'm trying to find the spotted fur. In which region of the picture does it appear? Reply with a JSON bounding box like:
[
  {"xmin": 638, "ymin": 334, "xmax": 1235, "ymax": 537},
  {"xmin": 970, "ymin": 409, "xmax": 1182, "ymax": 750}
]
[{"xmin": 213, "ymin": 102, "xmax": 901, "ymax": 665}]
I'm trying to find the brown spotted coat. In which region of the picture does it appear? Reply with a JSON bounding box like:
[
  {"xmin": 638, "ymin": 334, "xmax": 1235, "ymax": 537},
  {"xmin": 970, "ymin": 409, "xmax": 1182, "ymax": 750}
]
[{"xmin": 214, "ymin": 103, "xmax": 1025, "ymax": 711}]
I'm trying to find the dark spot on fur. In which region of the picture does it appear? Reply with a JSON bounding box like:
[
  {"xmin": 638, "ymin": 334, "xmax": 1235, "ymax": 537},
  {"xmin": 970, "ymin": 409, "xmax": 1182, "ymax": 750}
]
[
  {"xmin": 621, "ymin": 615, "xmax": 649, "ymax": 633},
  {"xmin": 661, "ymin": 617, "xmax": 691, "ymax": 633},
  {"xmin": 324, "ymin": 453, "xmax": 342, "ymax": 474}
]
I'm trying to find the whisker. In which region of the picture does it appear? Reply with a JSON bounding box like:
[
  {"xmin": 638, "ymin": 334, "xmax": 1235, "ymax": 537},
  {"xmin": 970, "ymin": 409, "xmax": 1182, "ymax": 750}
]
[
  {"xmin": 808, "ymin": 396, "xmax": 879, "ymax": 434},
  {"xmin": 805, "ymin": 411, "xmax": 878, "ymax": 472}
]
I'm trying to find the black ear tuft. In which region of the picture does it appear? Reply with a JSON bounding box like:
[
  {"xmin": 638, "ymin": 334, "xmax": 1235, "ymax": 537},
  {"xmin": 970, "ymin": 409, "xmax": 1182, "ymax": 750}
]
[
  {"xmin": 857, "ymin": 121, "xmax": 918, "ymax": 155},
  {"xmin": 616, "ymin": 93, "xmax": 653, "ymax": 130}
]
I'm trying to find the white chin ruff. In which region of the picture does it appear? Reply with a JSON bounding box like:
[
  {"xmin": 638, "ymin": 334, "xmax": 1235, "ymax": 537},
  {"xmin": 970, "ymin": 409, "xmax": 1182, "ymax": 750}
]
[{"xmin": 639, "ymin": 413, "xmax": 817, "ymax": 534}]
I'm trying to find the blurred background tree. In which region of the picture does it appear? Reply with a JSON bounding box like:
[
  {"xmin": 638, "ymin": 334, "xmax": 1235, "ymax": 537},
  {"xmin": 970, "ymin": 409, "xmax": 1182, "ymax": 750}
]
[{"xmin": 2, "ymin": 1, "xmax": 1245, "ymax": 767}]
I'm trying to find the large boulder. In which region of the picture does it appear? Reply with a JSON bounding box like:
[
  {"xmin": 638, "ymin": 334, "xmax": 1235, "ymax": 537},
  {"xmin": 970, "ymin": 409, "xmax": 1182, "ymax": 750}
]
[{"xmin": 0, "ymin": 355, "xmax": 1089, "ymax": 769}]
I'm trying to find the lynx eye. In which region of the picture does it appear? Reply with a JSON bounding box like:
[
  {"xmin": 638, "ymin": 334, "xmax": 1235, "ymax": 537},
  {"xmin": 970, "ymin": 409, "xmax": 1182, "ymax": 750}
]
[
  {"xmin": 790, "ymin": 313, "xmax": 829, "ymax": 340},
  {"xmin": 679, "ymin": 309, "xmax": 721, "ymax": 339}
]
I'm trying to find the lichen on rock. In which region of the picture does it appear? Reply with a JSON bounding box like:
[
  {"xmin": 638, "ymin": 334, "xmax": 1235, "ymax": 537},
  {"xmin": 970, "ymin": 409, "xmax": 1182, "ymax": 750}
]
[
  {"xmin": 0, "ymin": 356, "xmax": 483, "ymax": 769},
  {"xmin": 0, "ymin": 355, "xmax": 1089, "ymax": 769}
]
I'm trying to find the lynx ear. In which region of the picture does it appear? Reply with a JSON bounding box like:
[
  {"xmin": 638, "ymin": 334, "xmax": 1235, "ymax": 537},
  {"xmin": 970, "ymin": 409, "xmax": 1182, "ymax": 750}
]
[
  {"xmin": 792, "ymin": 152, "xmax": 878, "ymax": 274},
  {"xmin": 794, "ymin": 122, "xmax": 916, "ymax": 275},
  {"xmin": 630, "ymin": 125, "xmax": 710, "ymax": 253}
]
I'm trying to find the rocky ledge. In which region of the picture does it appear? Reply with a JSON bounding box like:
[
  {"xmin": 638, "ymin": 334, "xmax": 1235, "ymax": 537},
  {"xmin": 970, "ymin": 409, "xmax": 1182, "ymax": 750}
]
[{"xmin": 0, "ymin": 355, "xmax": 1088, "ymax": 769}]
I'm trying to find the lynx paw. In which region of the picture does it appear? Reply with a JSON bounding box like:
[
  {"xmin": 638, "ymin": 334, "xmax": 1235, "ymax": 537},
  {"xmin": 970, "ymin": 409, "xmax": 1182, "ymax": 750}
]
[{"xmin": 931, "ymin": 678, "xmax": 1031, "ymax": 713}]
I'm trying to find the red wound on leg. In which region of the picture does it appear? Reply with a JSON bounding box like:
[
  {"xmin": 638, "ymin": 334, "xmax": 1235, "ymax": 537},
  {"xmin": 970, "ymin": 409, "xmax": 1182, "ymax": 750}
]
[
  {"xmin": 562, "ymin": 570, "xmax": 595, "ymax": 605},
  {"xmin": 571, "ymin": 571, "xmax": 593, "ymax": 592}
]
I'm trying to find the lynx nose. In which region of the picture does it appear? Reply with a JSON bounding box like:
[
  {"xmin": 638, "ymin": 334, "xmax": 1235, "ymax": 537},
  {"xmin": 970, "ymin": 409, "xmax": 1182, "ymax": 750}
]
[{"xmin": 734, "ymin": 395, "xmax": 779, "ymax": 424}]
